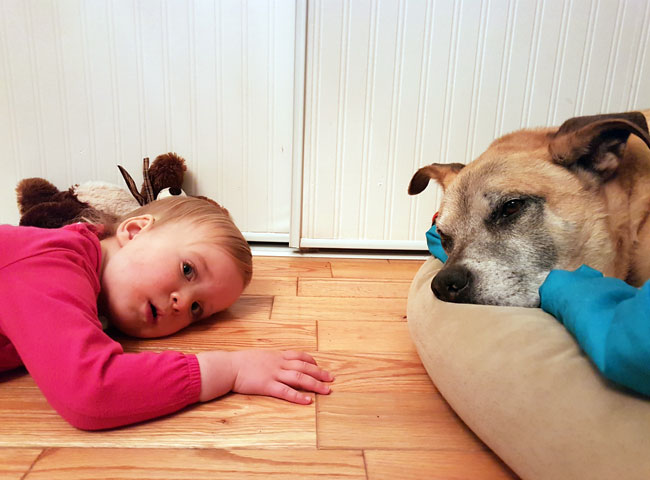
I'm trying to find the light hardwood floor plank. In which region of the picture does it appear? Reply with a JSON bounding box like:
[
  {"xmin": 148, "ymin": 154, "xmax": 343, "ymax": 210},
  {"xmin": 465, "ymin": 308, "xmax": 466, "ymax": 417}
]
[
  {"xmin": 298, "ymin": 278, "xmax": 411, "ymax": 298},
  {"xmin": 0, "ymin": 448, "xmax": 42, "ymax": 480},
  {"xmin": 245, "ymin": 277, "xmax": 298, "ymax": 296},
  {"xmin": 329, "ymin": 259, "xmax": 425, "ymax": 280},
  {"xmin": 253, "ymin": 257, "xmax": 333, "ymax": 278},
  {"xmin": 114, "ymin": 292, "xmax": 315, "ymax": 352},
  {"xmin": 364, "ymin": 449, "xmax": 519, "ymax": 480},
  {"xmin": 318, "ymin": 321, "xmax": 415, "ymax": 353},
  {"xmin": 313, "ymin": 352, "xmax": 434, "ymax": 393},
  {"xmin": 117, "ymin": 318, "xmax": 317, "ymax": 353},
  {"xmin": 317, "ymin": 392, "xmax": 485, "ymax": 450},
  {"xmin": 272, "ymin": 296, "xmax": 407, "ymax": 322},
  {"xmin": 222, "ymin": 295, "xmax": 274, "ymax": 319},
  {"xmin": 25, "ymin": 448, "xmax": 367, "ymax": 480},
  {"xmin": 0, "ymin": 375, "xmax": 317, "ymax": 449}
]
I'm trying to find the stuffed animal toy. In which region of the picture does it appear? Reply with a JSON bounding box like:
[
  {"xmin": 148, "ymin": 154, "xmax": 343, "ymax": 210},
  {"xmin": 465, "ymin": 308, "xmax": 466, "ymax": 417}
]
[{"xmin": 16, "ymin": 152, "xmax": 187, "ymax": 228}]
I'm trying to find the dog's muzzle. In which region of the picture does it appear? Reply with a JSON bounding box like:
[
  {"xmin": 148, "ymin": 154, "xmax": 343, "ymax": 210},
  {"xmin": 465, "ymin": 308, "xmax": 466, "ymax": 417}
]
[{"xmin": 431, "ymin": 265, "xmax": 473, "ymax": 304}]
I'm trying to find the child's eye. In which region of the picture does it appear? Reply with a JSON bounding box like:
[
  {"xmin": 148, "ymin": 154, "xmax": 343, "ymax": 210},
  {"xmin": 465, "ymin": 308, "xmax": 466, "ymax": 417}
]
[
  {"xmin": 182, "ymin": 262, "xmax": 195, "ymax": 279},
  {"xmin": 191, "ymin": 302, "xmax": 203, "ymax": 318}
]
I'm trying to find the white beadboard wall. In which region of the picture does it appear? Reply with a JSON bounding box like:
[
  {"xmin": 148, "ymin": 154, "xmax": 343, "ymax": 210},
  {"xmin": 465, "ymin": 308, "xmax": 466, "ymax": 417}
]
[
  {"xmin": 301, "ymin": 0, "xmax": 650, "ymax": 250},
  {"xmin": 0, "ymin": 0, "xmax": 298, "ymax": 241},
  {"xmin": 3, "ymin": 0, "xmax": 650, "ymax": 251}
]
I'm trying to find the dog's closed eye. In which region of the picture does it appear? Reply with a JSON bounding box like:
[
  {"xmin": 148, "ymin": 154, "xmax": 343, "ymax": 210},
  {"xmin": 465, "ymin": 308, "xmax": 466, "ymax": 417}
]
[{"xmin": 438, "ymin": 230, "xmax": 454, "ymax": 252}]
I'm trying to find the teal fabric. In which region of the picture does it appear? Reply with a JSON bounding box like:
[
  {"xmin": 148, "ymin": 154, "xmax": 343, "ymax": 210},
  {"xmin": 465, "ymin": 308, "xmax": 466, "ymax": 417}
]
[
  {"xmin": 426, "ymin": 224, "xmax": 448, "ymax": 263},
  {"xmin": 540, "ymin": 265, "xmax": 650, "ymax": 397}
]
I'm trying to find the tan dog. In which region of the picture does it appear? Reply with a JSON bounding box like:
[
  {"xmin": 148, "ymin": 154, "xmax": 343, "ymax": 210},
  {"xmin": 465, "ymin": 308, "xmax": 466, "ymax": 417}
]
[{"xmin": 409, "ymin": 110, "xmax": 650, "ymax": 307}]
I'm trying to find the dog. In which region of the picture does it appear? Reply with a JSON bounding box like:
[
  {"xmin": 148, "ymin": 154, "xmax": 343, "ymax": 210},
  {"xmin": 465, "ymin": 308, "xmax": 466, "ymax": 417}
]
[{"xmin": 408, "ymin": 109, "xmax": 650, "ymax": 307}]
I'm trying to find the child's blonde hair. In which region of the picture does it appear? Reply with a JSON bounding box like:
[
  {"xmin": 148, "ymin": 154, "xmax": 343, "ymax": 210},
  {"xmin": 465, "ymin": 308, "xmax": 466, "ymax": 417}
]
[{"xmin": 107, "ymin": 196, "xmax": 252, "ymax": 287}]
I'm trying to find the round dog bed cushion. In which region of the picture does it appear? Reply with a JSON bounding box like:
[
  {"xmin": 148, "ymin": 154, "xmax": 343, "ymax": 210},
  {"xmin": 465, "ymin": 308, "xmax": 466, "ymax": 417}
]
[{"xmin": 407, "ymin": 258, "xmax": 650, "ymax": 480}]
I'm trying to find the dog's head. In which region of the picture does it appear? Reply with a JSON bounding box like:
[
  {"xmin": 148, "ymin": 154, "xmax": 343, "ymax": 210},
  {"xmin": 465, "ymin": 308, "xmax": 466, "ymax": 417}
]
[{"xmin": 409, "ymin": 111, "xmax": 650, "ymax": 307}]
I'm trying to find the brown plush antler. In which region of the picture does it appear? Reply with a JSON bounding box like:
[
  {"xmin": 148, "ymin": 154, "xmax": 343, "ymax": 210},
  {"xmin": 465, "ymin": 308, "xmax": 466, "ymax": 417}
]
[
  {"xmin": 141, "ymin": 157, "xmax": 155, "ymax": 204},
  {"xmin": 118, "ymin": 165, "xmax": 145, "ymax": 206},
  {"xmin": 118, "ymin": 157, "xmax": 156, "ymax": 206}
]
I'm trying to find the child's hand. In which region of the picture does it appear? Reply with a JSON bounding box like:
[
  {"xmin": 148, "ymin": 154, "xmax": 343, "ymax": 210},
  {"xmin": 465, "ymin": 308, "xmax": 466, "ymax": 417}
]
[
  {"xmin": 196, "ymin": 349, "xmax": 334, "ymax": 404},
  {"xmin": 230, "ymin": 350, "xmax": 333, "ymax": 404}
]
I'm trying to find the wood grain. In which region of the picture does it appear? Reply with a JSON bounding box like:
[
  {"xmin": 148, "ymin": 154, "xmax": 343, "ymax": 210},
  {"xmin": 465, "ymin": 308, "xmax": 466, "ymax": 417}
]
[
  {"xmin": 318, "ymin": 320, "xmax": 415, "ymax": 353},
  {"xmin": 271, "ymin": 296, "xmax": 407, "ymax": 322},
  {"xmin": 25, "ymin": 448, "xmax": 367, "ymax": 480},
  {"xmin": 365, "ymin": 450, "xmax": 518, "ymax": 480},
  {"xmin": 222, "ymin": 295, "xmax": 274, "ymax": 319},
  {"xmin": 317, "ymin": 392, "xmax": 487, "ymax": 450},
  {"xmin": 253, "ymin": 257, "xmax": 333, "ymax": 278},
  {"xmin": 245, "ymin": 277, "xmax": 297, "ymax": 296},
  {"xmin": 298, "ymin": 278, "xmax": 411, "ymax": 298},
  {"xmin": 329, "ymin": 258, "xmax": 425, "ymax": 279},
  {"xmin": 117, "ymin": 318, "xmax": 317, "ymax": 353},
  {"xmin": 0, "ymin": 448, "xmax": 42, "ymax": 480},
  {"xmin": 312, "ymin": 352, "xmax": 435, "ymax": 393},
  {"xmin": 0, "ymin": 375, "xmax": 316, "ymax": 449}
]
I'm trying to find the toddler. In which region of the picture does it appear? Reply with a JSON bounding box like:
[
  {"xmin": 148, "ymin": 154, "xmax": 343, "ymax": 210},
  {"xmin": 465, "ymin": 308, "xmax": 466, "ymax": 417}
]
[{"xmin": 0, "ymin": 196, "xmax": 333, "ymax": 430}]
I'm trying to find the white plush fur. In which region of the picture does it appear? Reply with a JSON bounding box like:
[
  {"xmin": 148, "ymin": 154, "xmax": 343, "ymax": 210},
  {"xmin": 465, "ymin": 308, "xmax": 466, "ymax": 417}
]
[{"xmin": 73, "ymin": 181, "xmax": 140, "ymax": 218}]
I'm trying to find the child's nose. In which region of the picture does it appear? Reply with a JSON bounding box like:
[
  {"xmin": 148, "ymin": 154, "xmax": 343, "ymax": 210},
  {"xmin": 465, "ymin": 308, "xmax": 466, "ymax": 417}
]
[{"xmin": 171, "ymin": 292, "xmax": 190, "ymax": 313}]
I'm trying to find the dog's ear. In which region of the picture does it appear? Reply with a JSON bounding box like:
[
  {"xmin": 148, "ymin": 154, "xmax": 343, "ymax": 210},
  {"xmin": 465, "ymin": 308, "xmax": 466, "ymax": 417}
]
[
  {"xmin": 408, "ymin": 163, "xmax": 465, "ymax": 194},
  {"xmin": 548, "ymin": 111, "xmax": 650, "ymax": 181}
]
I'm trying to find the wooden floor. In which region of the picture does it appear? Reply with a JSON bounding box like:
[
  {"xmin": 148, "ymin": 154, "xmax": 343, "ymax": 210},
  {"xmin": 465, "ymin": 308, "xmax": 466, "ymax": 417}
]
[{"xmin": 0, "ymin": 256, "xmax": 518, "ymax": 480}]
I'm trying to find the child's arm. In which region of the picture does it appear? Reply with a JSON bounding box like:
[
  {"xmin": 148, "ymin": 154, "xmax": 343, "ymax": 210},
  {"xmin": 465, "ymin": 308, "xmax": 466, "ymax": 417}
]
[
  {"xmin": 1, "ymin": 233, "xmax": 202, "ymax": 431},
  {"xmin": 539, "ymin": 265, "xmax": 650, "ymax": 396},
  {"xmin": 197, "ymin": 349, "xmax": 332, "ymax": 404}
]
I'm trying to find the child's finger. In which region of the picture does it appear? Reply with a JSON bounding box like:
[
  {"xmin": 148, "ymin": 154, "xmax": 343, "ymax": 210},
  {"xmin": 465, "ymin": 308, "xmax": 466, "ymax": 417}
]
[
  {"xmin": 283, "ymin": 359, "xmax": 334, "ymax": 382},
  {"xmin": 267, "ymin": 381, "xmax": 313, "ymax": 405},
  {"xmin": 282, "ymin": 350, "xmax": 317, "ymax": 365},
  {"xmin": 276, "ymin": 369, "xmax": 332, "ymax": 395}
]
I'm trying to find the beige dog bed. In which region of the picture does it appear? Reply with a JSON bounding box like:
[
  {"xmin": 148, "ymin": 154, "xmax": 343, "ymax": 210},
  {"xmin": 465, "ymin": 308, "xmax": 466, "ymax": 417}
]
[{"xmin": 407, "ymin": 258, "xmax": 650, "ymax": 480}]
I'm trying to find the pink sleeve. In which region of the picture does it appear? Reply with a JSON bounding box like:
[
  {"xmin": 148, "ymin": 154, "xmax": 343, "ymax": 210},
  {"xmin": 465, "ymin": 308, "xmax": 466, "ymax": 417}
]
[{"xmin": 0, "ymin": 234, "xmax": 202, "ymax": 430}]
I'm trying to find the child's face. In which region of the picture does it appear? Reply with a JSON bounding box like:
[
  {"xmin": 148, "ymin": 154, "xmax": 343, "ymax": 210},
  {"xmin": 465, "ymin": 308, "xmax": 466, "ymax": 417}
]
[{"xmin": 99, "ymin": 217, "xmax": 245, "ymax": 338}]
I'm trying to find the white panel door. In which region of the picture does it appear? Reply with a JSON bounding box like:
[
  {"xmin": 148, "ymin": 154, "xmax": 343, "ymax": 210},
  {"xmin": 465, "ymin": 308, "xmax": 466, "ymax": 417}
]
[
  {"xmin": 300, "ymin": 0, "xmax": 650, "ymax": 250},
  {"xmin": 0, "ymin": 0, "xmax": 300, "ymax": 242},
  {"xmin": 3, "ymin": 0, "xmax": 650, "ymax": 251}
]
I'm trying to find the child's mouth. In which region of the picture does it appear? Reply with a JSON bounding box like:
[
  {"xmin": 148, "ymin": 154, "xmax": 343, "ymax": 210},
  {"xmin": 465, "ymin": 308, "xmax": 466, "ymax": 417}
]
[{"xmin": 150, "ymin": 303, "xmax": 158, "ymax": 322}]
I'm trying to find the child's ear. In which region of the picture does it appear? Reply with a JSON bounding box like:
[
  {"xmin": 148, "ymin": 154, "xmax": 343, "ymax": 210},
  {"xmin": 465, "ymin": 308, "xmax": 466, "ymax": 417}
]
[{"xmin": 115, "ymin": 215, "xmax": 155, "ymax": 246}]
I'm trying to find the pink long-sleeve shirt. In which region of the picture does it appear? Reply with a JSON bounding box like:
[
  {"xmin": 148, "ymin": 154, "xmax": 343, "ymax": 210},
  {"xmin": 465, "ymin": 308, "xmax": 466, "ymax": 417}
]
[{"xmin": 0, "ymin": 223, "xmax": 202, "ymax": 430}]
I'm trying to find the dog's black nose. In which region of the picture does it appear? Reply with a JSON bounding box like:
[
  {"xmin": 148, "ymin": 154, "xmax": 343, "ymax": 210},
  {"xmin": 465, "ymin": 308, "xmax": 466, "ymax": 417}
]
[{"xmin": 431, "ymin": 265, "xmax": 472, "ymax": 303}]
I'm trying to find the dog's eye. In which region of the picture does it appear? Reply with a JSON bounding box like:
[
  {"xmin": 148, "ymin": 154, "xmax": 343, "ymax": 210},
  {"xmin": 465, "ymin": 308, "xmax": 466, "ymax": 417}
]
[
  {"xmin": 438, "ymin": 231, "xmax": 453, "ymax": 252},
  {"xmin": 501, "ymin": 199, "xmax": 524, "ymax": 218}
]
